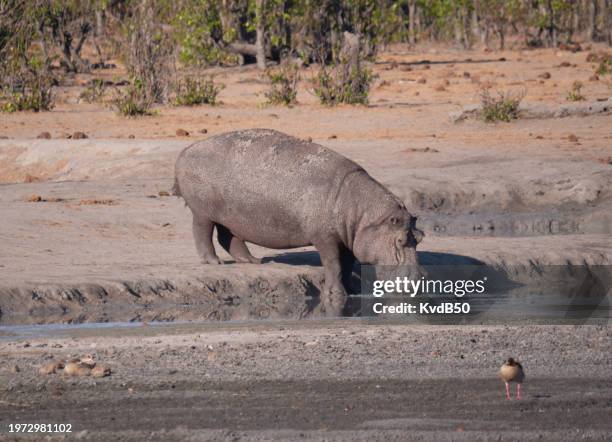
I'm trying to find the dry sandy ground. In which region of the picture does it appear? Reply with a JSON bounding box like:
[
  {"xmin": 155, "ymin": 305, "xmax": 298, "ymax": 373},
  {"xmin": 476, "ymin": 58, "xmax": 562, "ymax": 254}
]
[
  {"xmin": 0, "ymin": 44, "xmax": 611, "ymax": 440},
  {"xmin": 0, "ymin": 321, "xmax": 611, "ymax": 441}
]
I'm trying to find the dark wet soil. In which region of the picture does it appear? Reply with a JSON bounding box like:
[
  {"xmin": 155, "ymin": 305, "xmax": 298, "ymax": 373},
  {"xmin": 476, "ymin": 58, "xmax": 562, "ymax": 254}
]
[{"xmin": 2, "ymin": 377, "xmax": 611, "ymax": 441}]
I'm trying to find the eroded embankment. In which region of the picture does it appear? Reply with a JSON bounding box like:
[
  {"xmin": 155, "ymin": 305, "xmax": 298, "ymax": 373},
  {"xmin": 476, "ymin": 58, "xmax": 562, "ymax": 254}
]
[{"xmin": 0, "ymin": 141, "xmax": 610, "ymax": 324}]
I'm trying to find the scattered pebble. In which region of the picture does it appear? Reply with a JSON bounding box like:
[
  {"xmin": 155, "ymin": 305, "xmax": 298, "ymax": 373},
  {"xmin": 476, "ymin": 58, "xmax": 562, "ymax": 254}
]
[
  {"xmin": 37, "ymin": 131, "xmax": 52, "ymax": 139},
  {"xmin": 417, "ymin": 77, "xmax": 427, "ymax": 84},
  {"xmin": 78, "ymin": 199, "xmax": 116, "ymax": 205},
  {"xmin": 27, "ymin": 194, "xmax": 42, "ymax": 202},
  {"xmin": 158, "ymin": 190, "xmax": 170, "ymax": 197},
  {"xmin": 23, "ymin": 174, "xmax": 40, "ymax": 183},
  {"xmin": 25, "ymin": 195, "xmax": 63, "ymax": 203},
  {"xmin": 404, "ymin": 147, "xmax": 439, "ymax": 153},
  {"xmin": 567, "ymin": 134, "xmax": 579, "ymax": 142},
  {"xmin": 538, "ymin": 72, "xmax": 551, "ymax": 79},
  {"xmin": 72, "ymin": 131, "xmax": 88, "ymax": 139},
  {"xmin": 176, "ymin": 129, "xmax": 190, "ymax": 137},
  {"xmin": 199, "ymin": 128, "xmax": 208, "ymax": 134}
]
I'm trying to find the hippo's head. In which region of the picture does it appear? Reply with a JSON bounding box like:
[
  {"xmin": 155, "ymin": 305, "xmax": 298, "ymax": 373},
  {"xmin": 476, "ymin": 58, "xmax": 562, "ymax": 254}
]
[{"xmin": 352, "ymin": 203, "xmax": 424, "ymax": 268}]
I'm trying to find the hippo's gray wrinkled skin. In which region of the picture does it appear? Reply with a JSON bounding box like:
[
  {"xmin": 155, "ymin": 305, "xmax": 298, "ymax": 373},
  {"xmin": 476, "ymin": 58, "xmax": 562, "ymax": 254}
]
[{"xmin": 174, "ymin": 129, "xmax": 424, "ymax": 315}]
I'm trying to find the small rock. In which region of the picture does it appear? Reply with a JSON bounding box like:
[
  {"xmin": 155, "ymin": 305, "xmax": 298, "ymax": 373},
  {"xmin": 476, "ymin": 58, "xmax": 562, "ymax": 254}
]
[
  {"xmin": 91, "ymin": 364, "xmax": 112, "ymax": 378},
  {"xmin": 589, "ymin": 75, "xmax": 599, "ymax": 82},
  {"xmin": 176, "ymin": 128, "xmax": 189, "ymax": 137},
  {"xmin": 128, "ymin": 134, "xmax": 135, "ymax": 139},
  {"xmin": 559, "ymin": 61, "xmax": 571, "ymax": 67},
  {"xmin": 567, "ymin": 134, "xmax": 579, "ymax": 142},
  {"xmin": 306, "ymin": 137, "xmax": 313, "ymax": 143},
  {"xmin": 26, "ymin": 195, "xmax": 42, "ymax": 202},
  {"xmin": 538, "ymin": 72, "xmax": 551, "ymax": 79},
  {"xmin": 72, "ymin": 131, "xmax": 88, "ymax": 139},
  {"xmin": 37, "ymin": 131, "xmax": 52, "ymax": 139},
  {"xmin": 10, "ymin": 365, "xmax": 20, "ymax": 373},
  {"xmin": 158, "ymin": 190, "xmax": 170, "ymax": 197},
  {"xmin": 417, "ymin": 77, "xmax": 427, "ymax": 84},
  {"xmin": 462, "ymin": 71, "xmax": 470, "ymax": 78},
  {"xmin": 328, "ymin": 134, "xmax": 337, "ymax": 139},
  {"xmin": 199, "ymin": 128, "xmax": 208, "ymax": 134}
]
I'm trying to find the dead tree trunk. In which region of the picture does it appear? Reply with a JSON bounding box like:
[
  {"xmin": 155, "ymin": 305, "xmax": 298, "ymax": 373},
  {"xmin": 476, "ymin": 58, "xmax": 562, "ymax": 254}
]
[
  {"xmin": 546, "ymin": 0, "xmax": 558, "ymax": 47},
  {"xmin": 589, "ymin": 0, "xmax": 597, "ymax": 41},
  {"xmin": 255, "ymin": 0, "xmax": 266, "ymax": 70},
  {"xmin": 408, "ymin": 0, "xmax": 416, "ymax": 45},
  {"xmin": 606, "ymin": 0, "xmax": 612, "ymax": 45}
]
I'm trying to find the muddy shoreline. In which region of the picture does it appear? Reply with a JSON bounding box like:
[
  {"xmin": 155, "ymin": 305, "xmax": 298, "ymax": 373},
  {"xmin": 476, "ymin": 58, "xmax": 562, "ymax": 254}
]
[{"xmin": 1, "ymin": 322, "xmax": 610, "ymax": 440}]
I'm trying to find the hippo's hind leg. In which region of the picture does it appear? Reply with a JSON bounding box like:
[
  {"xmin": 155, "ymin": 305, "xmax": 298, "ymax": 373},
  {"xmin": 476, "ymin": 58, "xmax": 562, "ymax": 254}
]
[
  {"xmin": 216, "ymin": 224, "xmax": 261, "ymax": 264},
  {"xmin": 192, "ymin": 217, "xmax": 221, "ymax": 265}
]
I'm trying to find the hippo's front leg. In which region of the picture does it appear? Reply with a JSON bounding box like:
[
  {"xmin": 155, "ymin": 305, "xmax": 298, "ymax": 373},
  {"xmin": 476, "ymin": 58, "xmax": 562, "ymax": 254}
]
[{"xmin": 315, "ymin": 240, "xmax": 348, "ymax": 317}]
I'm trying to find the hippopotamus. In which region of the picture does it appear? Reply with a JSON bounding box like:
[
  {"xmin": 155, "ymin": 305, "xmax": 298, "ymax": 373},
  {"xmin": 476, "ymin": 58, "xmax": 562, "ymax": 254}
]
[{"xmin": 174, "ymin": 129, "xmax": 424, "ymax": 315}]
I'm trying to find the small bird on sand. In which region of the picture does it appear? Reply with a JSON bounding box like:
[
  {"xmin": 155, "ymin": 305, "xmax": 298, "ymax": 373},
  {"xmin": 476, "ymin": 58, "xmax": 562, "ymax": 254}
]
[{"xmin": 500, "ymin": 358, "xmax": 525, "ymax": 400}]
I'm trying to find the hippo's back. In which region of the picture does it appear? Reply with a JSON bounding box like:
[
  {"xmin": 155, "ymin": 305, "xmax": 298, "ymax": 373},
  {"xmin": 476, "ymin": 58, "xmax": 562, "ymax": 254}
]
[{"xmin": 175, "ymin": 129, "xmax": 363, "ymax": 247}]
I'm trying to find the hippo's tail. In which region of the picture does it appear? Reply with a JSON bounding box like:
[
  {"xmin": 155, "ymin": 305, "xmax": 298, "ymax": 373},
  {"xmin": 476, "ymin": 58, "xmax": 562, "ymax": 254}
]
[{"xmin": 172, "ymin": 176, "xmax": 182, "ymax": 197}]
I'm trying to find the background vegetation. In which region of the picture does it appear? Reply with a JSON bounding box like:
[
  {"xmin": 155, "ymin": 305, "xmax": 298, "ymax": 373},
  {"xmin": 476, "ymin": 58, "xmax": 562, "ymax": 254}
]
[{"xmin": 1, "ymin": 0, "xmax": 610, "ymax": 111}]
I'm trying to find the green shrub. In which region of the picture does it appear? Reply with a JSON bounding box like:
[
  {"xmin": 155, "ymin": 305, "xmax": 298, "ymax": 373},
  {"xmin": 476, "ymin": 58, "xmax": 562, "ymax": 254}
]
[
  {"xmin": 112, "ymin": 80, "xmax": 153, "ymax": 117},
  {"xmin": 479, "ymin": 89, "xmax": 524, "ymax": 122},
  {"xmin": 313, "ymin": 58, "xmax": 373, "ymax": 105},
  {"xmin": 595, "ymin": 57, "xmax": 611, "ymax": 76},
  {"xmin": 566, "ymin": 81, "xmax": 585, "ymax": 102},
  {"xmin": 79, "ymin": 79, "xmax": 106, "ymax": 103},
  {"xmin": 264, "ymin": 61, "xmax": 299, "ymax": 106},
  {"xmin": 173, "ymin": 76, "xmax": 223, "ymax": 106},
  {"xmin": 1, "ymin": 75, "xmax": 54, "ymax": 113}
]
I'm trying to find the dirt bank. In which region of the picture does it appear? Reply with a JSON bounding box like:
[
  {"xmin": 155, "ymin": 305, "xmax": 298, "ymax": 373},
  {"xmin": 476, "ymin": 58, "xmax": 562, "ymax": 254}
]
[{"xmin": 0, "ymin": 178, "xmax": 610, "ymax": 324}]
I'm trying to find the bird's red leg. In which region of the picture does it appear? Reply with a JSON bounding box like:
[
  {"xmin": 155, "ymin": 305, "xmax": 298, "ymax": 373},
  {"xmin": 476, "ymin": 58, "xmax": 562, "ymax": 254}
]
[
  {"xmin": 516, "ymin": 383, "xmax": 522, "ymax": 400},
  {"xmin": 505, "ymin": 382, "xmax": 511, "ymax": 400}
]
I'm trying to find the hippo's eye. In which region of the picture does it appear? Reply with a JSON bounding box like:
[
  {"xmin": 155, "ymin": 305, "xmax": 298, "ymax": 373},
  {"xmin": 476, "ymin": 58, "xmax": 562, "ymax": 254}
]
[{"xmin": 390, "ymin": 217, "xmax": 399, "ymax": 225}]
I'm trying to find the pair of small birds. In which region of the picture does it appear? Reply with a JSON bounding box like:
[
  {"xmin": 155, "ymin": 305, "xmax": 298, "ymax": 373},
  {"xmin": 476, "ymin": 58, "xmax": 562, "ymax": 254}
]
[{"xmin": 500, "ymin": 358, "xmax": 525, "ymax": 400}]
